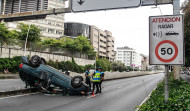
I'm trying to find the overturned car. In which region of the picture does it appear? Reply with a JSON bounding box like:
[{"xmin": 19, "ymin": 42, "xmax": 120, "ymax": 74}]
[{"xmin": 19, "ymin": 55, "xmax": 89, "ymax": 95}]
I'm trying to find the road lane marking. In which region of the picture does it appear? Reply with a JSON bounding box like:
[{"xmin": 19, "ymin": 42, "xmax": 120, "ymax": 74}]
[{"xmin": 0, "ymin": 92, "xmax": 39, "ymax": 100}]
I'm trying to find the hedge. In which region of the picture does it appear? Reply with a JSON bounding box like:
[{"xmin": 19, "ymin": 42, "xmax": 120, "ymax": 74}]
[
  {"xmin": 0, "ymin": 56, "xmax": 22, "ymax": 73},
  {"xmin": 47, "ymin": 57, "xmax": 94, "ymax": 73}
]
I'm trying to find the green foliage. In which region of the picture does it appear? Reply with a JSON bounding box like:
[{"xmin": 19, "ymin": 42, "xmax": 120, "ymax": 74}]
[
  {"xmin": 41, "ymin": 36, "xmax": 95, "ymax": 56},
  {"xmin": 96, "ymin": 58, "xmax": 112, "ymax": 72},
  {"xmin": 47, "ymin": 58, "xmax": 88, "ymax": 73},
  {"xmin": 140, "ymin": 72, "xmax": 190, "ymax": 111},
  {"xmin": 111, "ymin": 61, "xmax": 126, "ymax": 72},
  {"xmin": 182, "ymin": 1, "xmax": 190, "ymax": 66},
  {"xmin": 16, "ymin": 23, "xmax": 41, "ymax": 42},
  {"xmin": 0, "ymin": 56, "xmax": 22, "ymax": 73}
]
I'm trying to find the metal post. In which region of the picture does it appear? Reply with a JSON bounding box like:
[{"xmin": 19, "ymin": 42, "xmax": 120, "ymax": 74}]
[
  {"xmin": 3, "ymin": 0, "xmax": 6, "ymax": 14},
  {"xmin": 173, "ymin": 0, "xmax": 180, "ymax": 80},
  {"xmin": 41, "ymin": 0, "xmax": 44, "ymax": 10},
  {"xmin": 19, "ymin": 0, "xmax": 21, "ymax": 13},
  {"xmin": 24, "ymin": 24, "xmax": 31, "ymax": 56},
  {"xmin": 165, "ymin": 65, "xmax": 169, "ymax": 102},
  {"xmin": 0, "ymin": 0, "xmax": 2, "ymax": 14}
]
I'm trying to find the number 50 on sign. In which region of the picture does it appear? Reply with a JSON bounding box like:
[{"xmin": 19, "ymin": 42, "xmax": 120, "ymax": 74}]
[{"xmin": 149, "ymin": 15, "xmax": 184, "ymax": 65}]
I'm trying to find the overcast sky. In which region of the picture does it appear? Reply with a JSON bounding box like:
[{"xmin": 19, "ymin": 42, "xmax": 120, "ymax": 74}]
[{"xmin": 65, "ymin": 0, "xmax": 185, "ymax": 55}]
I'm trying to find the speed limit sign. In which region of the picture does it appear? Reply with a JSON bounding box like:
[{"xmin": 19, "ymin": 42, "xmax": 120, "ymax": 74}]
[{"xmin": 149, "ymin": 15, "xmax": 184, "ymax": 65}]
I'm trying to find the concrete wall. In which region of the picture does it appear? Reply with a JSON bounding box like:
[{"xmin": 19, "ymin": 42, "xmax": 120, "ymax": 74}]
[
  {"xmin": 1, "ymin": 48, "xmax": 95, "ymax": 66},
  {"xmin": 69, "ymin": 71, "xmax": 163, "ymax": 81}
]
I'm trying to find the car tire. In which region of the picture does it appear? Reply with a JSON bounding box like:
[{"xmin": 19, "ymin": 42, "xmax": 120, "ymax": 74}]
[
  {"xmin": 71, "ymin": 76, "xmax": 83, "ymax": 88},
  {"xmin": 29, "ymin": 55, "xmax": 42, "ymax": 67}
]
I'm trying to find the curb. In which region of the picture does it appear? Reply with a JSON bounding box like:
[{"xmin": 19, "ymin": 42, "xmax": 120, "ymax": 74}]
[
  {"xmin": 135, "ymin": 77, "xmax": 164, "ymax": 111},
  {"xmin": 0, "ymin": 76, "xmax": 19, "ymax": 79},
  {"xmin": 0, "ymin": 88, "xmax": 39, "ymax": 97}
]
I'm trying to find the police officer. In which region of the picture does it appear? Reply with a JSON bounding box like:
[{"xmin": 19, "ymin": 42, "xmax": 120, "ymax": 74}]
[
  {"xmin": 85, "ymin": 67, "xmax": 91, "ymax": 91},
  {"xmin": 99, "ymin": 67, "xmax": 104, "ymax": 93},
  {"xmin": 92, "ymin": 68, "xmax": 101, "ymax": 94}
]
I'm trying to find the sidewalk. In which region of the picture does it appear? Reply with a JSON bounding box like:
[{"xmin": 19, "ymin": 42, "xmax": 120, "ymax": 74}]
[
  {"xmin": 0, "ymin": 79, "xmax": 26, "ymax": 92},
  {"xmin": 0, "ymin": 74, "xmax": 19, "ymax": 79}
]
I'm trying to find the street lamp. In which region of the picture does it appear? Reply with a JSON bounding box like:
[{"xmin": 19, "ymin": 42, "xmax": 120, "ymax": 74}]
[{"xmin": 24, "ymin": 24, "xmax": 31, "ymax": 56}]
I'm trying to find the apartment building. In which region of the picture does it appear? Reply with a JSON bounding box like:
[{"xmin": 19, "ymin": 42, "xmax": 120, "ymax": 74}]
[
  {"xmin": 6, "ymin": 0, "xmax": 65, "ymax": 38},
  {"xmin": 64, "ymin": 22, "xmax": 115, "ymax": 61},
  {"xmin": 116, "ymin": 46, "xmax": 142, "ymax": 68}
]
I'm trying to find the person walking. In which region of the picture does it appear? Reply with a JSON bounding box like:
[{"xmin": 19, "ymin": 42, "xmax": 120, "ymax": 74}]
[
  {"xmin": 85, "ymin": 67, "xmax": 91, "ymax": 91},
  {"xmin": 92, "ymin": 68, "xmax": 101, "ymax": 94},
  {"xmin": 99, "ymin": 67, "xmax": 104, "ymax": 93}
]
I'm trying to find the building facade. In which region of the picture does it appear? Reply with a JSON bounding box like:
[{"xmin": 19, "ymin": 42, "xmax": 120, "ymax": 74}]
[
  {"xmin": 64, "ymin": 22, "xmax": 90, "ymax": 39},
  {"xmin": 64, "ymin": 22, "xmax": 115, "ymax": 61},
  {"xmin": 6, "ymin": 0, "xmax": 65, "ymax": 38},
  {"xmin": 116, "ymin": 46, "xmax": 142, "ymax": 68}
]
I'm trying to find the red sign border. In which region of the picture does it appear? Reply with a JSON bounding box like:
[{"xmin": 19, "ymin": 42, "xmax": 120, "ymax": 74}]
[{"xmin": 155, "ymin": 40, "xmax": 178, "ymax": 63}]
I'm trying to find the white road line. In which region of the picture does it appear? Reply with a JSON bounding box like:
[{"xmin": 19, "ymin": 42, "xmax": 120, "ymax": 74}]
[{"xmin": 0, "ymin": 92, "xmax": 39, "ymax": 100}]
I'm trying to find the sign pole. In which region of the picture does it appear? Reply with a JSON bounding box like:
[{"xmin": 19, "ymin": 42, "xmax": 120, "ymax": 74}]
[
  {"xmin": 173, "ymin": 0, "xmax": 180, "ymax": 80},
  {"xmin": 165, "ymin": 65, "xmax": 169, "ymax": 102}
]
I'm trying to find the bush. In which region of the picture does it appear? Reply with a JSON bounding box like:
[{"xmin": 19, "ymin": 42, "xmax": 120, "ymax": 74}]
[
  {"xmin": 47, "ymin": 58, "xmax": 87, "ymax": 73},
  {"xmin": 0, "ymin": 56, "xmax": 22, "ymax": 73},
  {"xmin": 140, "ymin": 73, "xmax": 190, "ymax": 111}
]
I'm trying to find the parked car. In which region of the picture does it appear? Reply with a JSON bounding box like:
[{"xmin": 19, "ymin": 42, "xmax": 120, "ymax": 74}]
[{"xmin": 19, "ymin": 55, "xmax": 89, "ymax": 95}]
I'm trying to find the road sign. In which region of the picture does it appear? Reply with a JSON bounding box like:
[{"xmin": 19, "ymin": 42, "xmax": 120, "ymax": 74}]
[
  {"xmin": 149, "ymin": 15, "xmax": 184, "ymax": 65},
  {"xmin": 71, "ymin": 0, "xmax": 141, "ymax": 12},
  {"xmin": 142, "ymin": 0, "xmax": 172, "ymax": 6}
]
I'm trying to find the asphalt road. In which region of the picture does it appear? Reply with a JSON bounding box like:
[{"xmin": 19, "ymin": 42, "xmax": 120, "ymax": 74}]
[
  {"xmin": 0, "ymin": 73, "xmax": 164, "ymax": 111},
  {"xmin": 181, "ymin": 74, "xmax": 190, "ymax": 83},
  {"xmin": 0, "ymin": 79, "xmax": 25, "ymax": 91}
]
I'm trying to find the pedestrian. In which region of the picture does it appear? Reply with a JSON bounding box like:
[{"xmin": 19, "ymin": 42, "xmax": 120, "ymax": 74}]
[
  {"xmin": 92, "ymin": 68, "xmax": 101, "ymax": 94},
  {"xmin": 65, "ymin": 70, "xmax": 70, "ymax": 76},
  {"xmin": 99, "ymin": 67, "xmax": 104, "ymax": 93},
  {"xmin": 85, "ymin": 67, "xmax": 91, "ymax": 91}
]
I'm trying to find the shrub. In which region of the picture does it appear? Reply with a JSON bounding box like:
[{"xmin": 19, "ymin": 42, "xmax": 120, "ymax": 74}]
[
  {"xmin": 0, "ymin": 56, "xmax": 22, "ymax": 73},
  {"xmin": 140, "ymin": 73, "xmax": 190, "ymax": 111}
]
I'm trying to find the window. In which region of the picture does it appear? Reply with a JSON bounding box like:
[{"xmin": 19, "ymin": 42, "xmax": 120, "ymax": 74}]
[
  {"xmin": 56, "ymin": 30, "xmax": 63, "ymax": 35},
  {"xmin": 41, "ymin": 28, "xmax": 46, "ymax": 32},
  {"xmin": 48, "ymin": 29, "xmax": 55, "ymax": 33}
]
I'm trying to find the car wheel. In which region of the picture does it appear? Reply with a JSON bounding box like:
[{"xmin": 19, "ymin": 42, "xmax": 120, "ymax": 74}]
[
  {"xmin": 71, "ymin": 76, "xmax": 83, "ymax": 88},
  {"xmin": 29, "ymin": 55, "xmax": 42, "ymax": 67}
]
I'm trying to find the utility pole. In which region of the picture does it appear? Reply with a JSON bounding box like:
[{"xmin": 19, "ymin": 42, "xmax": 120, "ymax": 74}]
[{"xmin": 173, "ymin": 0, "xmax": 180, "ymax": 80}]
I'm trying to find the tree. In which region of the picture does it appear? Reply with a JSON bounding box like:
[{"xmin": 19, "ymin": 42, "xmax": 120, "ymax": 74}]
[
  {"xmin": 182, "ymin": 0, "xmax": 190, "ymax": 66},
  {"xmin": 41, "ymin": 36, "xmax": 96, "ymax": 56},
  {"xmin": 0, "ymin": 23, "xmax": 12, "ymax": 55},
  {"xmin": 111, "ymin": 61, "xmax": 125, "ymax": 72},
  {"xmin": 96, "ymin": 58, "xmax": 112, "ymax": 71},
  {"xmin": 16, "ymin": 23, "xmax": 41, "ymax": 42}
]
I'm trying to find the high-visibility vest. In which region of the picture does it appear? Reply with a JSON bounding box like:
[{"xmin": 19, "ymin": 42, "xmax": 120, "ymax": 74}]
[
  {"xmin": 100, "ymin": 72, "xmax": 104, "ymax": 79},
  {"xmin": 86, "ymin": 71, "xmax": 91, "ymax": 79},
  {"xmin": 92, "ymin": 71, "xmax": 101, "ymax": 82}
]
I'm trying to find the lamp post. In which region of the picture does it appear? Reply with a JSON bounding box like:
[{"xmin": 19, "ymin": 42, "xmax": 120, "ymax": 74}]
[{"xmin": 24, "ymin": 24, "xmax": 31, "ymax": 56}]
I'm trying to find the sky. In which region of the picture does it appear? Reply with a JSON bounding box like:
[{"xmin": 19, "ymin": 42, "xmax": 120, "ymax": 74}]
[{"xmin": 65, "ymin": 0, "xmax": 185, "ymax": 55}]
